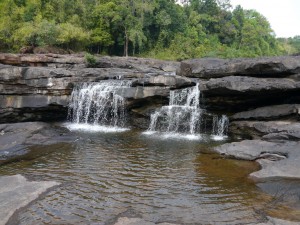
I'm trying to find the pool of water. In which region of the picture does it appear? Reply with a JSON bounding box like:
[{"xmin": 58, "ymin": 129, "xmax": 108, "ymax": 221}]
[{"xmin": 0, "ymin": 127, "xmax": 298, "ymax": 224}]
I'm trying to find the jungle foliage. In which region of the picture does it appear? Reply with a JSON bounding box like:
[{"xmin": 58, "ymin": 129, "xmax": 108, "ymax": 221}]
[{"xmin": 0, "ymin": 0, "xmax": 297, "ymax": 59}]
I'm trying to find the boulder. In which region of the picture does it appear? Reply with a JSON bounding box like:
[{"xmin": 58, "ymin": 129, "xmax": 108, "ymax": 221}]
[
  {"xmin": 0, "ymin": 175, "xmax": 59, "ymax": 225},
  {"xmin": 180, "ymin": 56, "xmax": 300, "ymax": 78}
]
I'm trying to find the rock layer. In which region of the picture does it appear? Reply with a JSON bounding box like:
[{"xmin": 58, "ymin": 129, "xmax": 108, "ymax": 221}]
[
  {"xmin": 180, "ymin": 56, "xmax": 300, "ymax": 78},
  {"xmin": 1, "ymin": 54, "xmax": 300, "ymax": 122}
]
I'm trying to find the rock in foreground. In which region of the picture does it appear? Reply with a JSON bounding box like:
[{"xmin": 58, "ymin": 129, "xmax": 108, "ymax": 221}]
[
  {"xmin": 0, "ymin": 174, "xmax": 59, "ymax": 225},
  {"xmin": 113, "ymin": 217, "xmax": 178, "ymax": 225},
  {"xmin": 0, "ymin": 122, "xmax": 75, "ymax": 164},
  {"xmin": 214, "ymin": 140, "xmax": 300, "ymax": 180}
]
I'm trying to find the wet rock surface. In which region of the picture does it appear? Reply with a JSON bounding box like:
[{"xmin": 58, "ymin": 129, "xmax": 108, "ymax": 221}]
[
  {"xmin": 0, "ymin": 122, "xmax": 75, "ymax": 164},
  {"xmin": 229, "ymin": 120, "xmax": 300, "ymax": 140},
  {"xmin": 214, "ymin": 140, "xmax": 300, "ymax": 180},
  {"xmin": 0, "ymin": 174, "xmax": 59, "ymax": 225}
]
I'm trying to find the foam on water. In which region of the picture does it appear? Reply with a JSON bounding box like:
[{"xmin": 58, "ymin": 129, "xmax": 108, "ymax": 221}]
[
  {"xmin": 211, "ymin": 135, "xmax": 228, "ymax": 141},
  {"xmin": 65, "ymin": 123, "xmax": 129, "ymax": 133},
  {"xmin": 142, "ymin": 131, "xmax": 201, "ymax": 141}
]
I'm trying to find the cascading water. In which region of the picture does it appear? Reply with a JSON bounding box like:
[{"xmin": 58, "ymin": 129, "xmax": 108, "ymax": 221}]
[
  {"xmin": 144, "ymin": 84, "xmax": 202, "ymax": 139},
  {"xmin": 67, "ymin": 80, "xmax": 132, "ymax": 132},
  {"xmin": 212, "ymin": 115, "xmax": 229, "ymax": 140}
]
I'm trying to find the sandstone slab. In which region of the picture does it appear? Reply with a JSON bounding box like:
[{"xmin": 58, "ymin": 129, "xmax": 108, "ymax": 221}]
[
  {"xmin": 201, "ymin": 76, "xmax": 300, "ymax": 96},
  {"xmin": 214, "ymin": 140, "xmax": 300, "ymax": 180},
  {"xmin": 0, "ymin": 122, "xmax": 74, "ymax": 164},
  {"xmin": 180, "ymin": 56, "xmax": 300, "ymax": 78},
  {"xmin": 0, "ymin": 174, "xmax": 59, "ymax": 225},
  {"xmin": 231, "ymin": 104, "xmax": 300, "ymax": 121},
  {"xmin": 229, "ymin": 121, "xmax": 300, "ymax": 140}
]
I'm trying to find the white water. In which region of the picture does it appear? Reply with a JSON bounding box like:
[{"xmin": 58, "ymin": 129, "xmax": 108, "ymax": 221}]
[
  {"xmin": 65, "ymin": 123, "xmax": 129, "ymax": 133},
  {"xmin": 144, "ymin": 84, "xmax": 229, "ymax": 140},
  {"xmin": 68, "ymin": 80, "xmax": 132, "ymax": 132},
  {"xmin": 144, "ymin": 84, "xmax": 202, "ymax": 139},
  {"xmin": 212, "ymin": 115, "xmax": 229, "ymax": 140}
]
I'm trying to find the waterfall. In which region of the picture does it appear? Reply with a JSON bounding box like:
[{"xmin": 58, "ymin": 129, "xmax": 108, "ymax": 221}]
[
  {"xmin": 67, "ymin": 80, "xmax": 132, "ymax": 132},
  {"xmin": 212, "ymin": 115, "xmax": 229, "ymax": 140},
  {"xmin": 144, "ymin": 84, "xmax": 202, "ymax": 139}
]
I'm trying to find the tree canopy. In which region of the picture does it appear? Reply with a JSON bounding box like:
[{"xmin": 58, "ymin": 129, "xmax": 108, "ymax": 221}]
[{"xmin": 0, "ymin": 0, "xmax": 295, "ymax": 59}]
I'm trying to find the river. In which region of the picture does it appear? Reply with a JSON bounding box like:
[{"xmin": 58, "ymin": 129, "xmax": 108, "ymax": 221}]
[{"xmin": 1, "ymin": 127, "xmax": 295, "ymax": 225}]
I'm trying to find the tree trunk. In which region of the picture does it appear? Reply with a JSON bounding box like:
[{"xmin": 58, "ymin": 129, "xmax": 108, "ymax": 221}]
[{"xmin": 124, "ymin": 29, "xmax": 129, "ymax": 57}]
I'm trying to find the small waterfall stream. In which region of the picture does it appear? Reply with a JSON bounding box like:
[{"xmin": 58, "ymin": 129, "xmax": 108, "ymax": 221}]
[
  {"xmin": 67, "ymin": 80, "xmax": 132, "ymax": 132},
  {"xmin": 144, "ymin": 83, "xmax": 229, "ymax": 140},
  {"xmin": 66, "ymin": 80, "xmax": 228, "ymax": 139},
  {"xmin": 212, "ymin": 115, "xmax": 229, "ymax": 140},
  {"xmin": 144, "ymin": 84, "xmax": 202, "ymax": 139}
]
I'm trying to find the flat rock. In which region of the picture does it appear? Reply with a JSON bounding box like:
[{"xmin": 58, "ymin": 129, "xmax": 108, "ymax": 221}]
[
  {"xmin": 214, "ymin": 140, "xmax": 300, "ymax": 180},
  {"xmin": 231, "ymin": 104, "xmax": 300, "ymax": 121},
  {"xmin": 256, "ymin": 217, "xmax": 300, "ymax": 225},
  {"xmin": 0, "ymin": 122, "xmax": 74, "ymax": 163},
  {"xmin": 146, "ymin": 75, "xmax": 194, "ymax": 88},
  {"xmin": 229, "ymin": 121, "xmax": 300, "ymax": 140},
  {"xmin": 0, "ymin": 54, "xmax": 180, "ymax": 73},
  {"xmin": 117, "ymin": 86, "xmax": 170, "ymax": 99},
  {"xmin": 112, "ymin": 217, "xmax": 179, "ymax": 225},
  {"xmin": 180, "ymin": 56, "xmax": 300, "ymax": 78},
  {"xmin": 0, "ymin": 174, "xmax": 59, "ymax": 225},
  {"xmin": 201, "ymin": 76, "xmax": 300, "ymax": 96}
]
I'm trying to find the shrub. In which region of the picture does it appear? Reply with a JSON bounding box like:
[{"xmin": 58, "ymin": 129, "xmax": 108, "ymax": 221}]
[{"xmin": 85, "ymin": 53, "xmax": 97, "ymax": 67}]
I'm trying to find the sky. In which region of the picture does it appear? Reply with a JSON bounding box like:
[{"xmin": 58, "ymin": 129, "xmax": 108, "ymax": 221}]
[{"xmin": 230, "ymin": 0, "xmax": 300, "ymax": 38}]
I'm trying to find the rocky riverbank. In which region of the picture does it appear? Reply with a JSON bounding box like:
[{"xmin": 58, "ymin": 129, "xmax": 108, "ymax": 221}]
[
  {"xmin": 1, "ymin": 53, "xmax": 300, "ymax": 174},
  {"xmin": 1, "ymin": 53, "xmax": 300, "ymax": 224}
]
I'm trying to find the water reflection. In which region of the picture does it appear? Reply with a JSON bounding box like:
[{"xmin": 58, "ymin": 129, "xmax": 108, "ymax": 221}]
[{"xmin": 0, "ymin": 129, "xmax": 298, "ymax": 224}]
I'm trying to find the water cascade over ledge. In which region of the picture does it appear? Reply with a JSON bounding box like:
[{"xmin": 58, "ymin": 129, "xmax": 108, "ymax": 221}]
[
  {"xmin": 144, "ymin": 84, "xmax": 202, "ymax": 139},
  {"xmin": 144, "ymin": 83, "xmax": 229, "ymax": 140},
  {"xmin": 67, "ymin": 80, "xmax": 132, "ymax": 132},
  {"xmin": 212, "ymin": 115, "xmax": 229, "ymax": 140}
]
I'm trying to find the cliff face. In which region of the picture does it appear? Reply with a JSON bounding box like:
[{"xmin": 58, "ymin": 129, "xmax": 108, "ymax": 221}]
[
  {"xmin": 0, "ymin": 54, "xmax": 183, "ymax": 123},
  {"xmin": 0, "ymin": 54, "xmax": 300, "ymax": 125}
]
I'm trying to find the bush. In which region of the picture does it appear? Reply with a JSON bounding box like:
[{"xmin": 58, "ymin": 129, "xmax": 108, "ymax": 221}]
[{"xmin": 85, "ymin": 53, "xmax": 97, "ymax": 67}]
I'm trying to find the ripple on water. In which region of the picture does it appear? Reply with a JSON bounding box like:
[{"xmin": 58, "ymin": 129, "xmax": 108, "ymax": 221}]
[{"xmin": 0, "ymin": 129, "xmax": 296, "ymax": 225}]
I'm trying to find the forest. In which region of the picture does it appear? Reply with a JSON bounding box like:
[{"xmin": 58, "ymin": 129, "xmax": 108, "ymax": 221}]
[{"xmin": 0, "ymin": 0, "xmax": 299, "ymax": 59}]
